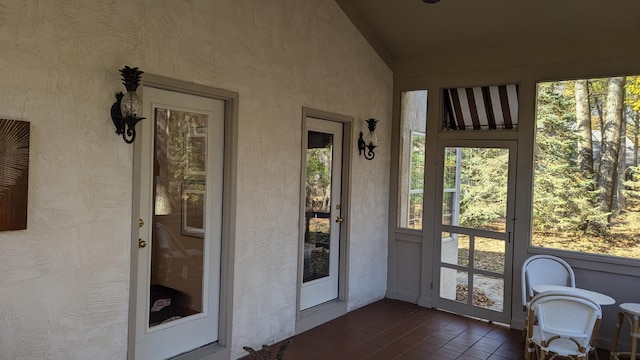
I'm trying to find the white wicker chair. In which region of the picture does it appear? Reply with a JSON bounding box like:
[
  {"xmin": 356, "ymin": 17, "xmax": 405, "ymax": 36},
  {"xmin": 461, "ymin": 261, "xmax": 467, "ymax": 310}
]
[
  {"xmin": 522, "ymin": 254, "xmax": 576, "ymax": 311},
  {"xmin": 526, "ymin": 291, "xmax": 602, "ymax": 360},
  {"xmin": 522, "ymin": 255, "xmax": 576, "ymax": 359}
]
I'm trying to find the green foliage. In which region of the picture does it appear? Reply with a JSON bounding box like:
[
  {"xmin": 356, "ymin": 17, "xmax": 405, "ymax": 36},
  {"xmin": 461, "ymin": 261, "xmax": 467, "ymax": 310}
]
[
  {"xmin": 410, "ymin": 133, "xmax": 425, "ymax": 190},
  {"xmin": 406, "ymin": 132, "xmax": 426, "ymax": 228},
  {"xmin": 623, "ymin": 165, "xmax": 640, "ymax": 208},
  {"xmin": 458, "ymin": 148, "xmax": 509, "ymax": 228},
  {"xmin": 626, "ymin": 77, "xmax": 640, "ymax": 168},
  {"xmin": 305, "ymin": 148, "xmax": 332, "ymax": 211},
  {"xmin": 626, "ymin": 76, "xmax": 640, "ymax": 113},
  {"xmin": 533, "ymin": 82, "xmax": 604, "ymax": 234},
  {"xmin": 443, "ymin": 148, "xmax": 458, "ymax": 189}
]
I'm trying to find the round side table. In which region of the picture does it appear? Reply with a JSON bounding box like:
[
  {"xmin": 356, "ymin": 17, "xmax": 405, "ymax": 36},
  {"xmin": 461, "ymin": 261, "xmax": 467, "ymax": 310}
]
[{"xmin": 610, "ymin": 303, "xmax": 640, "ymax": 360}]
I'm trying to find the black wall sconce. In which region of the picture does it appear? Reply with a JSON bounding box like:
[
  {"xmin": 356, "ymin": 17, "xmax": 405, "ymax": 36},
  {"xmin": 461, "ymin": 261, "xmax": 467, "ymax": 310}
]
[
  {"xmin": 111, "ymin": 66, "xmax": 144, "ymax": 144},
  {"xmin": 358, "ymin": 118, "xmax": 378, "ymax": 160}
]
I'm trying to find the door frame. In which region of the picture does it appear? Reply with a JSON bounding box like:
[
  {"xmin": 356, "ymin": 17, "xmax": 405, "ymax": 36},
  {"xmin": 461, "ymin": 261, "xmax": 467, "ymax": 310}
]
[
  {"xmin": 127, "ymin": 74, "xmax": 239, "ymax": 360},
  {"xmin": 295, "ymin": 107, "xmax": 353, "ymax": 334},
  {"xmin": 431, "ymin": 139, "xmax": 517, "ymax": 324}
]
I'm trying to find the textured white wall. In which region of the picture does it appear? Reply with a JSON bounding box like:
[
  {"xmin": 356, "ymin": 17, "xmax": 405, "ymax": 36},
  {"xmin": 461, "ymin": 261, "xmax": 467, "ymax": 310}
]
[{"xmin": 0, "ymin": 1, "xmax": 392, "ymax": 359}]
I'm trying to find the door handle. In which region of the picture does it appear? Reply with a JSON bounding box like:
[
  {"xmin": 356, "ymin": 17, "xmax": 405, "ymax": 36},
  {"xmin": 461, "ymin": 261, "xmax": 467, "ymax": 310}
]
[
  {"xmin": 138, "ymin": 238, "xmax": 147, "ymax": 248},
  {"xmin": 335, "ymin": 216, "xmax": 344, "ymax": 223}
]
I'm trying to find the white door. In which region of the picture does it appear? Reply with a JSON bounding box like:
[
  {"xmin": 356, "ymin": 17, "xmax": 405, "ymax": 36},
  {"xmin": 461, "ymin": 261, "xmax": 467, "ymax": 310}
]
[
  {"xmin": 134, "ymin": 86, "xmax": 225, "ymax": 359},
  {"xmin": 433, "ymin": 140, "xmax": 516, "ymax": 324},
  {"xmin": 300, "ymin": 118, "xmax": 343, "ymax": 310}
]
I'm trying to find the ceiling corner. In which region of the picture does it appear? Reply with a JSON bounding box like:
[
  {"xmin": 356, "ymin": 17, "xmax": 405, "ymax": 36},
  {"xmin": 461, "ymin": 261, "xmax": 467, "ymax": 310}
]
[{"xmin": 335, "ymin": 0, "xmax": 395, "ymax": 71}]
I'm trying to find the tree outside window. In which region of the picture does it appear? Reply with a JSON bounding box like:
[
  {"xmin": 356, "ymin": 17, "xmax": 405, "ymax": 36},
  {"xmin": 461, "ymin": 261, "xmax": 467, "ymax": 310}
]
[{"xmin": 532, "ymin": 77, "xmax": 640, "ymax": 259}]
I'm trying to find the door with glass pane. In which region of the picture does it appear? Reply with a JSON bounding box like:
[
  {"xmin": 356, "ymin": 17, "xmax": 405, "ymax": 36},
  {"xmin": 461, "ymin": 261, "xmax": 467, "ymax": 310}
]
[
  {"xmin": 434, "ymin": 140, "xmax": 516, "ymax": 323},
  {"xmin": 134, "ymin": 86, "xmax": 224, "ymax": 359},
  {"xmin": 300, "ymin": 118, "xmax": 343, "ymax": 310}
]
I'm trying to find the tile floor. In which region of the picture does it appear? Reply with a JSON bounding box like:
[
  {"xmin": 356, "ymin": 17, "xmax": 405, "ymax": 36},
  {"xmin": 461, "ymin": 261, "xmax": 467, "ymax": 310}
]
[{"xmin": 240, "ymin": 298, "xmax": 610, "ymax": 359}]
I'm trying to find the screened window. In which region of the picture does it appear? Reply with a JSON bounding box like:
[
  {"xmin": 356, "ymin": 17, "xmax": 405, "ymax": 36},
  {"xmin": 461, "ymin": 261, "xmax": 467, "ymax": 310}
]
[
  {"xmin": 532, "ymin": 76, "xmax": 640, "ymax": 259},
  {"xmin": 398, "ymin": 90, "xmax": 427, "ymax": 230}
]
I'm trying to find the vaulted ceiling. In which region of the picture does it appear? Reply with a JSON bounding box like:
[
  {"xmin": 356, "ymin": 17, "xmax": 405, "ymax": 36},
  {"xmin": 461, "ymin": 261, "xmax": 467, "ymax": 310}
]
[{"xmin": 336, "ymin": 0, "xmax": 640, "ymax": 71}]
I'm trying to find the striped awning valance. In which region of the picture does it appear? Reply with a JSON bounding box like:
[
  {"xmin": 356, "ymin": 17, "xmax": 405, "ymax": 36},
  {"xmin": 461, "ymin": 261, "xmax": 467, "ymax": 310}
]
[{"xmin": 443, "ymin": 84, "xmax": 519, "ymax": 130}]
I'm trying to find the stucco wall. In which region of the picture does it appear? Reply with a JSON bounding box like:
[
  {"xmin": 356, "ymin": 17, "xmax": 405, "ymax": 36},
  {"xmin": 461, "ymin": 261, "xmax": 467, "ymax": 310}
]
[{"xmin": 0, "ymin": 1, "xmax": 392, "ymax": 359}]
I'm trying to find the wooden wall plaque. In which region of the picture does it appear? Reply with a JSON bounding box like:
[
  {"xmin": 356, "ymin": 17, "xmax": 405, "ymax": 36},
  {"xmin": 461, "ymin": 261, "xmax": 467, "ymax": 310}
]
[{"xmin": 0, "ymin": 119, "xmax": 29, "ymax": 231}]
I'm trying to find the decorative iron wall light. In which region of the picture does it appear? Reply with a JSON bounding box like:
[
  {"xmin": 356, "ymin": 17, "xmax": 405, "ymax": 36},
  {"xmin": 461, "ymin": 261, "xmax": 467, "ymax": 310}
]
[
  {"xmin": 358, "ymin": 118, "xmax": 378, "ymax": 160},
  {"xmin": 111, "ymin": 66, "xmax": 145, "ymax": 144}
]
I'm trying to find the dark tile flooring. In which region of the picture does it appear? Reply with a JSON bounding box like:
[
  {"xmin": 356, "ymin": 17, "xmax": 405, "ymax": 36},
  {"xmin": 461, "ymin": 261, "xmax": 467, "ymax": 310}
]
[{"xmin": 241, "ymin": 298, "xmax": 611, "ymax": 359}]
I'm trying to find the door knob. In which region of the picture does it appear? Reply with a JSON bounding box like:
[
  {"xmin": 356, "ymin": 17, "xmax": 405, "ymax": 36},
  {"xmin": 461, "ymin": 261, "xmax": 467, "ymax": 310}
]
[
  {"xmin": 138, "ymin": 238, "xmax": 147, "ymax": 248},
  {"xmin": 335, "ymin": 216, "xmax": 344, "ymax": 223}
]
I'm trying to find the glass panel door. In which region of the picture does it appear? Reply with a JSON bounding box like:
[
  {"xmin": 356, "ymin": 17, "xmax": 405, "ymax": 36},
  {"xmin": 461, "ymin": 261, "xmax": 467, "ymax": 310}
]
[
  {"xmin": 300, "ymin": 118, "xmax": 342, "ymax": 310},
  {"xmin": 435, "ymin": 141, "xmax": 516, "ymax": 323},
  {"xmin": 135, "ymin": 87, "xmax": 224, "ymax": 359}
]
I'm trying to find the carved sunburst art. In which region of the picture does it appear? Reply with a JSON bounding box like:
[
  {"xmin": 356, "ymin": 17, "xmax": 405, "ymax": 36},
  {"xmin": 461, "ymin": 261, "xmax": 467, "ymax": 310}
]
[{"xmin": 0, "ymin": 118, "xmax": 29, "ymax": 230}]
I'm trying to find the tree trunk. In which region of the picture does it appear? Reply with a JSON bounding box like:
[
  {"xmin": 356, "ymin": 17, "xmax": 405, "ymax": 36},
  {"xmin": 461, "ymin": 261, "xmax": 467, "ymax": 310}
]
[
  {"xmin": 575, "ymin": 79, "xmax": 594, "ymax": 177},
  {"xmin": 617, "ymin": 105, "xmax": 627, "ymax": 210},
  {"xmin": 597, "ymin": 77, "xmax": 625, "ymax": 219},
  {"xmin": 588, "ymin": 80, "xmax": 606, "ymax": 180}
]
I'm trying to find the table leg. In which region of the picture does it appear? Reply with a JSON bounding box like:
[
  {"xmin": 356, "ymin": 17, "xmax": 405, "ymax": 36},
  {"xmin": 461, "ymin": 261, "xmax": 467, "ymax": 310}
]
[{"xmin": 611, "ymin": 311, "xmax": 624, "ymax": 360}]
